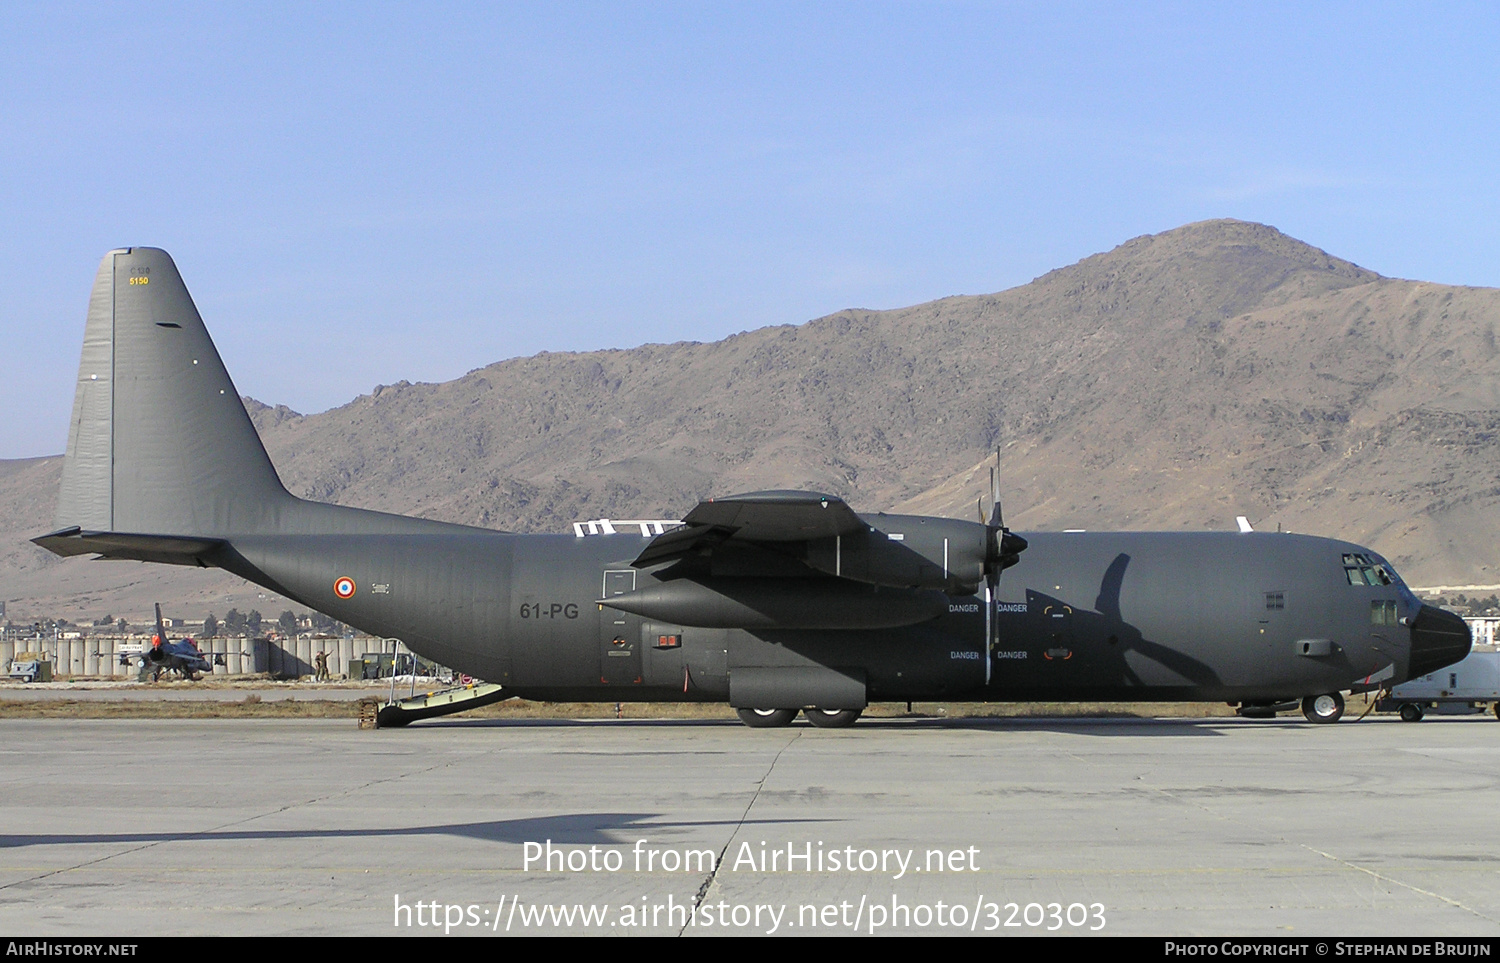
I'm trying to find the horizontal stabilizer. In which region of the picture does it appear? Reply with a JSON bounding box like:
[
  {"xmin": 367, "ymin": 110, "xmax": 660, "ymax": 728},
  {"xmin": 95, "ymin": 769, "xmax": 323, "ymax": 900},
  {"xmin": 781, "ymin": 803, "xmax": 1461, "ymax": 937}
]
[{"xmin": 31, "ymin": 528, "xmax": 225, "ymax": 566}]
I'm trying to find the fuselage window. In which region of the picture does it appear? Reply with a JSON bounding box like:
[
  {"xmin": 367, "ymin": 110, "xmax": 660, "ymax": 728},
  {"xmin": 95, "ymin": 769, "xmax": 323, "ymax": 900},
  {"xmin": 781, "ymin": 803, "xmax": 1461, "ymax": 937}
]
[{"xmin": 1370, "ymin": 600, "xmax": 1397, "ymax": 625}]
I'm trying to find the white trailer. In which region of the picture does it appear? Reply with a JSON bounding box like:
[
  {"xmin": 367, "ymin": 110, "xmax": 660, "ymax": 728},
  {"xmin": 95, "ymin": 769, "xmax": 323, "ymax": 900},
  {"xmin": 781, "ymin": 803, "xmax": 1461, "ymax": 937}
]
[{"xmin": 1380, "ymin": 645, "xmax": 1500, "ymax": 721}]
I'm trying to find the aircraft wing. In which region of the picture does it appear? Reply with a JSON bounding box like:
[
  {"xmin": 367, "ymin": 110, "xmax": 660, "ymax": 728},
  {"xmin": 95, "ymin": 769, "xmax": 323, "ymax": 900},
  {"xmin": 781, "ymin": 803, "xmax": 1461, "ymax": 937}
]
[{"xmin": 632, "ymin": 491, "xmax": 863, "ymax": 568}]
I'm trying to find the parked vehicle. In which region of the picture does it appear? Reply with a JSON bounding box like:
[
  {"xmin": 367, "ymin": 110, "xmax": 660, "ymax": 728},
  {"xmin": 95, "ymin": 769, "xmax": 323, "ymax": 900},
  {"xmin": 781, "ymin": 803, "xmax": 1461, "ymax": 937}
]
[{"xmin": 1379, "ymin": 647, "xmax": 1499, "ymax": 721}]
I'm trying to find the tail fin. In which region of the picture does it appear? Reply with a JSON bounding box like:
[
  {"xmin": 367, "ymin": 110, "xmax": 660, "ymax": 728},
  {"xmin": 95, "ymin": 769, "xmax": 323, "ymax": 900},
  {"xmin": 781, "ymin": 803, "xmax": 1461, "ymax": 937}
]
[
  {"xmin": 41, "ymin": 247, "xmax": 482, "ymax": 560},
  {"xmin": 54, "ymin": 248, "xmax": 291, "ymax": 535}
]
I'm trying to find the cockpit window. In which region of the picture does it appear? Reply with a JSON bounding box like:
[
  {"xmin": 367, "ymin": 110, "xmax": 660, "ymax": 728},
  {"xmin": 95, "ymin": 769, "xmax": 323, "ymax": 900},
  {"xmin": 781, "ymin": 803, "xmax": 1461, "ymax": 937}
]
[{"xmin": 1342, "ymin": 553, "xmax": 1393, "ymax": 587}]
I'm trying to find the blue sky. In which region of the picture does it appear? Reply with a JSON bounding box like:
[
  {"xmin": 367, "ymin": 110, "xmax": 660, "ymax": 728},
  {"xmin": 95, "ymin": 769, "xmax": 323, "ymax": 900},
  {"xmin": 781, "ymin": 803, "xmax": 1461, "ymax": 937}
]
[{"xmin": 4, "ymin": 2, "xmax": 1498, "ymax": 458}]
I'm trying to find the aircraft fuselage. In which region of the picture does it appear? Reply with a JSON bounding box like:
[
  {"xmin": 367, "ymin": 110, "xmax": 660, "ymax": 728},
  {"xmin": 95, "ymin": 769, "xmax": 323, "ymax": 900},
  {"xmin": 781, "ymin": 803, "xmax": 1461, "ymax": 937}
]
[{"xmin": 217, "ymin": 523, "xmax": 1444, "ymax": 706}]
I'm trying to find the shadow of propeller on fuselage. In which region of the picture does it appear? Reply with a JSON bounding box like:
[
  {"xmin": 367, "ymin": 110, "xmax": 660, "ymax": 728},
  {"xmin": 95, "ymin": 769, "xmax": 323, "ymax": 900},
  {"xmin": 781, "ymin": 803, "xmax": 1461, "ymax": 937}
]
[{"xmin": 996, "ymin": 552, "xmax": 1227, "ymax": 699}]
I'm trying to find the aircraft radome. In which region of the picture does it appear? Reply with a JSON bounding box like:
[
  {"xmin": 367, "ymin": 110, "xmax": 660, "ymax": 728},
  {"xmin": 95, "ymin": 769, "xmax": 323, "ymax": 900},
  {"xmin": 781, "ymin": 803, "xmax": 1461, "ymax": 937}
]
[{"xmin": 35, "ymin": 248, "xmax": 1473, "ymax": 727}]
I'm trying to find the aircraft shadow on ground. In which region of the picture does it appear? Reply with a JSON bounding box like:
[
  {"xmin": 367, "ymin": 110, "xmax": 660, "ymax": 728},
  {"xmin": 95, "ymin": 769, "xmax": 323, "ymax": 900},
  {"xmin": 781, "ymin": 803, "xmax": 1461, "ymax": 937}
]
[
  {"xmin": 0, "ymin": 812, "xmax": 826, "ymax": 850},
  {"xmin": 431, "ymin": 718, "xmax": 752, "ymax": 729},
  {"xmin": 890, "ymin": 716, "xmax": 1322, "ymax": 737},
  {"xmin": 414, "ymin": 715, "xmax": 1326, "ymax": 737}
]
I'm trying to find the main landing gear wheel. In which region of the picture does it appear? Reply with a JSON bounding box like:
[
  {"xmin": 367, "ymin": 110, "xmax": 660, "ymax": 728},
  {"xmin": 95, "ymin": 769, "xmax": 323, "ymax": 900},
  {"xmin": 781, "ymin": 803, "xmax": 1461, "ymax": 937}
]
[
  {"xmin": 1399, "ymin": 703, "xmax": 1425, "ymax": 723},
  {"xmin": 804, "ymin": 708, "xmax": 863, "ymax": 728},
  {"xmin": 1301, "ymin": 692, "xmax": 1345, "ymax": 724},
  {"xmin": 736, "ymin": 708, "xmax": 797, "ymax": 728}
]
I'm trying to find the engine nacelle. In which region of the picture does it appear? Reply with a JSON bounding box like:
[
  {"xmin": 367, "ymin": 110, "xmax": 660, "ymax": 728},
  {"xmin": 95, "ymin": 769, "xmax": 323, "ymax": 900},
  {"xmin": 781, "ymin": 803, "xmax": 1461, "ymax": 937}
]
[{"xmin": 804, "ymin": 514, "xmax": 991, "ymax": 595}]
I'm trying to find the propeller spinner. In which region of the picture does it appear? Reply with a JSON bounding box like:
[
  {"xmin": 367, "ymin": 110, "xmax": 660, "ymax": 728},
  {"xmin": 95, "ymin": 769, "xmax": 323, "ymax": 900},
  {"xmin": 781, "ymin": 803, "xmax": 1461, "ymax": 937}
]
[
  {"xmin": 983, "ymin": 453, "xmax": 1028, "ymax": 580},
  {"xmin": 981, "ymin": 449, "xmax": 1028, "ymax": 655}
]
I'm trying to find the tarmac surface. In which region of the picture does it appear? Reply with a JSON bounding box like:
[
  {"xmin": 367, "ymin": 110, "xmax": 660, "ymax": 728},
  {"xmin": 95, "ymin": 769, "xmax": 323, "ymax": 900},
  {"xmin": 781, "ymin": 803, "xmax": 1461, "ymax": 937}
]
[
  {"xmin": 0, "ymin": 680, "xmax": 407, "ymax": 701},
  {"xmin": 0, "ymin": 713, "xmax": 1497, "ymax": 937}
]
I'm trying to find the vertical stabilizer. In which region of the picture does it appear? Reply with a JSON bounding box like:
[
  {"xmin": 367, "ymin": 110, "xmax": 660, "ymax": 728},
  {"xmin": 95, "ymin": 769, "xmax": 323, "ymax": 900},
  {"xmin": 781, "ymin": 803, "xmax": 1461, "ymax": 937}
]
[{"xmin": 54, "ymin": 248, "xmax": 291, "ymax": 535}]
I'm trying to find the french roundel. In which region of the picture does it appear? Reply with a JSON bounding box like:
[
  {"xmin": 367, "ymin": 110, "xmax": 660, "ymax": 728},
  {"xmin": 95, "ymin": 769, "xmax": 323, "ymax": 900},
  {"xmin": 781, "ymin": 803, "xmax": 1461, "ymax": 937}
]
[{"xmin": 333, "ymin": 577, "xmax": 356, "ymax": 599}]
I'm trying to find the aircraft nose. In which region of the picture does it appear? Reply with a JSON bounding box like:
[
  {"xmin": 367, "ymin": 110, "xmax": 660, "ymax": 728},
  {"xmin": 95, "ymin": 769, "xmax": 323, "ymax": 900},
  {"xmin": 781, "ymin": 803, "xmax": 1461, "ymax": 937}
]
[{"xmin": 1408, "ymin": 604, "xmax": 1471, "ymax": 679}]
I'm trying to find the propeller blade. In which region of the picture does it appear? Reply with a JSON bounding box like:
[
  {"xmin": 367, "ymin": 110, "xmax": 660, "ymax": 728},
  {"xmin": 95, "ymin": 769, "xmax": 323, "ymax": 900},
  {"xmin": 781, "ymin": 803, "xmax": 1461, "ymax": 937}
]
[
  {"xmin": 989, "ymin": 446, "xmax": 1008, "ymax": 529},
  {"xmin": 983, "ymin": 575, "xmax": 994, "ymax": 659},
  {"xmin": 985, "ymin": 446, "xmax": 1026, "ymax": 574},
  {"xmin": 983, "ymin": 446, "xmax": 1029, "ymax": 656}
]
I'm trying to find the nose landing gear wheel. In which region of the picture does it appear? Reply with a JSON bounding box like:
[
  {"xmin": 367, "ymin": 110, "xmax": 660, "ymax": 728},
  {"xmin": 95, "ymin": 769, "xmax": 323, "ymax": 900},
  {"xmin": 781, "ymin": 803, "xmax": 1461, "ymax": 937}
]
[
  {"xmin": 804, "ymin": 708, "xmax": 863, "ymax": 728},
  {"xmin": 1301, "ymin": 692, "xmax": 1345, "ymax": 723},
  {"xmin": 736, "ymin": 707, "xmax": 797, "ymax": 728}
]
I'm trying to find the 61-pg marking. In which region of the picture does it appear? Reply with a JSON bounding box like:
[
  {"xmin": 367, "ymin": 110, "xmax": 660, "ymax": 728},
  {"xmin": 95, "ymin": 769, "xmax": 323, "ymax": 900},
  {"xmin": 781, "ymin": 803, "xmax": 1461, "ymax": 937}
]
[{"xmin": 519, "ymin": 602, "xmax": 579, "ymax": 619}]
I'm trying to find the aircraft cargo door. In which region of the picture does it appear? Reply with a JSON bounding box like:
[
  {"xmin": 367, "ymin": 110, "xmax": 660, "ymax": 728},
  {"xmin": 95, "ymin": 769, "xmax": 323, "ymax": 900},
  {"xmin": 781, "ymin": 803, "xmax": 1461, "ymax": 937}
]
[{"xmin": 600, "ymin": 570, "xmax": 643, "ymax": 685}]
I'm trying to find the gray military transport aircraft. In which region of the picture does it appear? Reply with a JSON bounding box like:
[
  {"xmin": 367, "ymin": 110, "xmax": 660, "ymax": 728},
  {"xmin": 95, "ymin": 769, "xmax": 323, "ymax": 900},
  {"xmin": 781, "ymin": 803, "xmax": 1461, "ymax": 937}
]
[{"xmin": 35, "ymin": 249, "xmax": 1472, "ymax": 727}]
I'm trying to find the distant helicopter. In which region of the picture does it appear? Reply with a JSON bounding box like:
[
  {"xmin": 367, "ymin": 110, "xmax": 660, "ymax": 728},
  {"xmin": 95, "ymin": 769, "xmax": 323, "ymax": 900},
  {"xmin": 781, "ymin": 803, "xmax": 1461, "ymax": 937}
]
[{"xmin": 120, "ymin": 603, "xmax": 223, "ymax": 681}]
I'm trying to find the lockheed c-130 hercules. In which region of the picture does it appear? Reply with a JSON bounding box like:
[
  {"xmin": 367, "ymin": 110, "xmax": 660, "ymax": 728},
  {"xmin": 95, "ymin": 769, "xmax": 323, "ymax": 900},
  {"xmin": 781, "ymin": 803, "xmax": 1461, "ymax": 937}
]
[{"xmin": 35, "ymin": 248, "xmax": 1473, "ymax": 727}]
